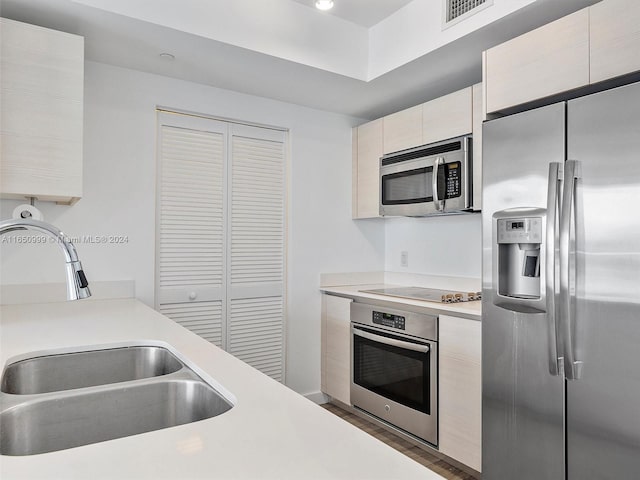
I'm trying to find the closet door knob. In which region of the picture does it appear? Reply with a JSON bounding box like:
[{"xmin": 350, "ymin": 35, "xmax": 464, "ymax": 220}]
[{"xmin": 189, "ymin": 292, "xmax": 197, "ymax": 300}]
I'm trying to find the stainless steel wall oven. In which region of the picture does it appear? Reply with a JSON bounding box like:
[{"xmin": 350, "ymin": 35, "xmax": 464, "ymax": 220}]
[{"xmin": 350, "ymin": 302, "xmax": 438, "ymax": 446}]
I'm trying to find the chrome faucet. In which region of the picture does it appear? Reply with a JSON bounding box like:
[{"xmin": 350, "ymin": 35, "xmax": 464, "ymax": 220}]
[{"xmin": 0, "ymin": 218, "xmax": 91, "ymax": 300}]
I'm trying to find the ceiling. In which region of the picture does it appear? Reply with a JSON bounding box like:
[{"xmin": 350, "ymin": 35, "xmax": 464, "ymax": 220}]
[
  {"xmin": 289, "ymin": 0, "xmax": 414, "ymax": 27},
  {"xmin": 0, "ymin": 0, "xmax": 600, "ymax": 120}
]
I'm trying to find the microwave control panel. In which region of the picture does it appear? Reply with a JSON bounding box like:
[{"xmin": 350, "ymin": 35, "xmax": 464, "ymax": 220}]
[
  {"xmin": 444, "ymin": 162, "xmax": 462, "ymax": 199},
  {"xmin": 372, "ymin": 311, "xmax": 406, "ymax": 330}
]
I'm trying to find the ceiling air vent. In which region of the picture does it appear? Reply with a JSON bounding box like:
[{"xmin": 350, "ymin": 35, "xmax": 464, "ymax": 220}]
[{"xmin": 444, "ymin": 0, "xmax": 492, "ymax": 26}]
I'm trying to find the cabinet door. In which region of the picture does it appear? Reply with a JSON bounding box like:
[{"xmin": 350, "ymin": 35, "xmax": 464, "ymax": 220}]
[
  {"xmin": 484, "ymin": 8, "xmax": 590, "ymax": 113},
  {"xmin": 383, "ymin": 105, "xmax": 422, "ymax": 154},
  {"xmin": 422, "ymin": 88, "xmax": 472, "ymax": 145},
  {"xmin": 227, "ymin": 124, "xmax": 286, "ymax": 382},
  {"xmin": 439, "ymin": 314, "xmax": 481, "ymax": 472},
  {"xmin": 0, "ymin": 18, "xmax": 84, "ymax": 204},
  {"xmin": 471, "ymin": 83, "xmax": 483, "ymax": 211},
  {"xmin": 321, "ymin": 294, "xmax": 352, "ymax": 405},
  {"xmin": 353, "ymin": 119, "xmax": 383, "ymax": 219},
  {"xmin": 157, "ymin": 114, "xmax": 227, "ymax": 348},
  {"xmin": 157, "ymin": 113, "xmax": 287, "ymax": 383},
  {"xmin": 590, "ymin": 0, "xmax": 640, "ymax": 84}
]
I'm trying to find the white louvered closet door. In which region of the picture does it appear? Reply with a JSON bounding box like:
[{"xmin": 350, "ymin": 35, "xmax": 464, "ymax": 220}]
[
  {"xmin": 156, "ymin": 113, "xmax": 227, "ymax": 347},
  {"xmin": 228, "ymin": 124, "xmax": 286, "ymax": 382}
]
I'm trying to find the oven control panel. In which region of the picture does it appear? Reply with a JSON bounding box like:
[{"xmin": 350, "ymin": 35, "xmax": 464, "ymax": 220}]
[
  {"xmin": 373, "ymin": 311, "xmax": 406, "ymax": 330},
  {"xmin": 352, "ymin": 302, "xmax": 437, "ymax": 340}
]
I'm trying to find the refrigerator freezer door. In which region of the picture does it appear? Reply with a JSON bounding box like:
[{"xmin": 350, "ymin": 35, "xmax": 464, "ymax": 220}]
[
  {"xmin": 482, "ymin": 103, "xmax": 566, "ymax": 479},
  {"xmin": 566, "ymin": 81, "xmax": 640, "ymax": 478}
]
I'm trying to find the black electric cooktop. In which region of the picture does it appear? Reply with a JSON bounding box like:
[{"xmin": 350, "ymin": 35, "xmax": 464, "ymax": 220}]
[{"xmin": 359, "ymin": 287, "xmax": 481, "ymax": 303}]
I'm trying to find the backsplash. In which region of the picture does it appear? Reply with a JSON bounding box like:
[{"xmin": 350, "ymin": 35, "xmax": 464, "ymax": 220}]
[
  {"xmin": 384, "ymin": 214, "xmax": 482, "ymax": 278},
  {"xmin": 319, "ymin": 271, "xmax": 480, "ymax": 292}
]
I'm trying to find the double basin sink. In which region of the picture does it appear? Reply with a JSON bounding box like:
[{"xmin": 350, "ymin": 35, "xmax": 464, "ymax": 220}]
[{"xmin": 0, "ymin": 345, "xmax": 234, "ymax": 456}]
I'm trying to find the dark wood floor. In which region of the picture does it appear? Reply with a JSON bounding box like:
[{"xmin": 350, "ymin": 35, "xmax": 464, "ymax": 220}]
[{"xmin": 322, "ymin": 403, "xmax": 479, "ymax": 480}]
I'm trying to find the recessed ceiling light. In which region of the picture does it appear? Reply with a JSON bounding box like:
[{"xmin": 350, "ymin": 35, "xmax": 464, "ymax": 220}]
[
  {"xmin": 315, "ymin": 0, "xmax": 334, "ymax": 11},
  {"xmin": 159, "ymin": 53, "xmax": 175, "ymax": 60}
]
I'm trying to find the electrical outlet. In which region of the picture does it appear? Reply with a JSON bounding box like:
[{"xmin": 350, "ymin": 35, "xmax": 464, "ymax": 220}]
[{"xmin": 400, "ymin": 251, "xmax": 408, "ymax": 267}]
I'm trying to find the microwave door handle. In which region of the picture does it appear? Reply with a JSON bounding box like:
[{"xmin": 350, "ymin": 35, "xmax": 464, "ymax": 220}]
[
  {"xmin": 353, "ymin": 328, "xmax": 430, "ymax": 354},
  {"xmin": 432, "ymin": 157, "xmax": 444, "ymax": 211}
]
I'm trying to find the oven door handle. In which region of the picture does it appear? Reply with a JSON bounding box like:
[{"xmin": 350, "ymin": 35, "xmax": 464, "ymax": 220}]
[{"xmin": 353, "ymin": 328, "xmax": 430, "ymax": 354}]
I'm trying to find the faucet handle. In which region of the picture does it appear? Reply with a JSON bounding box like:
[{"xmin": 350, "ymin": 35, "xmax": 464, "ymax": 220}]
[
  {"xmin": 77, "ymin": 270, "xmax": 89, "ymax": 289},
  {"xmin": 66, "ymin": 261, "xmax": 91, "ymax": 300}
]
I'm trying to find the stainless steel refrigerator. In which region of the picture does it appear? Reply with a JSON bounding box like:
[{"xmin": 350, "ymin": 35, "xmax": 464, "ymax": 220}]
[{"xmin": 482, "ymin": 81, "xmax": 640, "ymax": 479}]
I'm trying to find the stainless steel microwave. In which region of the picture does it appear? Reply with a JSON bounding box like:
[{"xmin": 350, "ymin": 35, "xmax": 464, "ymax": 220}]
[{"xmin": 379, "ymin": 135, "xmax": 475, "ymax": 216}]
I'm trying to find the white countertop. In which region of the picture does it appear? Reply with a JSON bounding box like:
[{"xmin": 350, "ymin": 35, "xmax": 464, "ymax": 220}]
[
  {"xmin": 320, "ymin": 284, "xmax": 482, "ymax": 320},
  {"xmin": 0, "ymin": 298, "xmax": 443, "ymax": 479}
]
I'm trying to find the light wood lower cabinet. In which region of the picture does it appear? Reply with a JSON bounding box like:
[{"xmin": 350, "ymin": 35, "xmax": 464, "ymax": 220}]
[
  {"xmin": 320, "ymin": 298, "xmax": 482, "ymax": 471},
  {"xmin": 590, "ymin": 0, "xmax": 640, "ymax": 84},
  {"xmin": 438, "ymin": 314, "xmax": 482, "ymax": 472},
  {"xmin": 321, "ymin": 294, "xmax": 352, "ymax": 405}
]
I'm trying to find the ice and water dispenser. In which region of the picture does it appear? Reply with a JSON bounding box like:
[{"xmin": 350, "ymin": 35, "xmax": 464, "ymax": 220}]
[{"xmin": 492, "ymin": 208, "xmax": 547, "ymax": 313}]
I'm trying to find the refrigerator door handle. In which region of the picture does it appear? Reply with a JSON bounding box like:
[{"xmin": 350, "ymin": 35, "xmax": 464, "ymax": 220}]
[
  {"xmin": 432, "ymin": 157, "xmax": 444, "ymax": 211},
  {"xmin": 546, "ymin": 162, "xmax": 563, "ymax": 376},
  {"xmin": 560, "ymin": 159, "xmax": 583, "ymax": 380}
]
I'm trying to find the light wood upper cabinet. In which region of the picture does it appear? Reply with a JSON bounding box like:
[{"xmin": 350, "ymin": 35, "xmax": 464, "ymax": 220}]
[
  {"xmin": 383, "ymin": 87, "xmax": 473, "ymax": 155},
  {"xmin": 484, "ymin": 8, "xmax": 590, "ymax": 114},
  {"xmin": 352, "ymin": 119, "xmax": 383, "ymax": 219},
  {"xmin": 352, "ymin": 85, "xmax": 481, "ymax": 218},
  {"xmin": 439, "ymin": 314, "xmax": 482, "ymax": 472},
  {"xmin": 472, "ymin": 83, "xmax": 483, "ymax": 211},
  {"xmin": 383, "ymin": 105, "xmax": 422, "ymax": 155},
  {"xmin": 321, "ymin": 294, "xmax": 352, "ymax": 405},
  {"xmin": 422, "ymin": 87, "xmax": 472, "ymax": 145},
  {"xmin": 0, "ymin": 18, "xmax": 84, "ymax": 205},
  {"xmin": 590, "ymin": 0, "xmax": 640, "ymax": 84}
]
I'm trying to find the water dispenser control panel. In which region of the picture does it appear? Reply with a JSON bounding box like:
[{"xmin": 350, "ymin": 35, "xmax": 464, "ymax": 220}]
[
  {"xmin": 493, "ymin": 209, "xmax": 546, "ymax": 312},
  {"xmin": 497, "ymin": 218, "xmax": 542, "ymax": 244}
]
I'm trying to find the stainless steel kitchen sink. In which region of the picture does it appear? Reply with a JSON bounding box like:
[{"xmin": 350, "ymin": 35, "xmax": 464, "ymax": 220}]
[
  {"xmin": 0, "ymin": 345, "xmax": 234, "ymax": 456},
  {"xmin": 0, "ymin": 377, "xmax": 232, "ymax": 456},
  {"xmin": 1, "ymin": 346, "xmax": 183, "ymax": 394}
]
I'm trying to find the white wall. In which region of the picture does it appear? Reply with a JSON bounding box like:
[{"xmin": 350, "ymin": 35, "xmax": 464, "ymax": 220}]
[
  {"xmin": 369, "ymin": 0, "xmax": 536, "ymax": 79},
  {"xmin": 74, "ymin": 0, "xmax": 369, "ymax": 80},
  {"xmin": 0, "ymin": 61, "xmax": 386, "ymax": 396},
  {"xmin": 384, "ymin": 214, "xmax": 482, "ymax": 279},
  {"xmin": 72, "ymin": 0, "xmax": 539, "ymax": 81}
]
